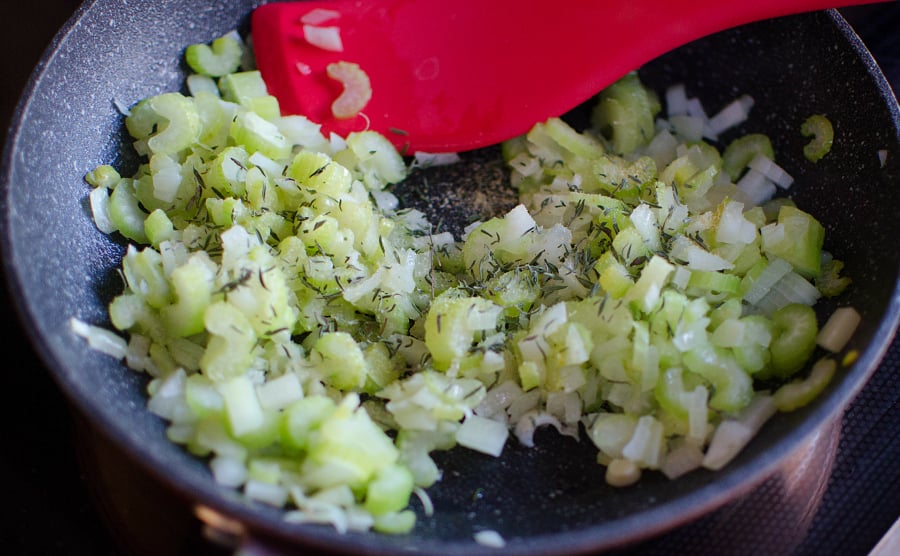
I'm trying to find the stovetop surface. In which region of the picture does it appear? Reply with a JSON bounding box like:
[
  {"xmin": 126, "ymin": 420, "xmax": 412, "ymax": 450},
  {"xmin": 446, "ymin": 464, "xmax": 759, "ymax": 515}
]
[{"xmin": 1, "ymin": 2, "xmax": 898, "ymax": 555}]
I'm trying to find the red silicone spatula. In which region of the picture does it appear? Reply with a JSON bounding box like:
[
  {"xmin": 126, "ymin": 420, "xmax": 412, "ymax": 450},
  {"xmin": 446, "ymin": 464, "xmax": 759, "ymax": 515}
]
[{"xmin": 252, "ymin": 0, "xmax": 880, "ymax": 154}]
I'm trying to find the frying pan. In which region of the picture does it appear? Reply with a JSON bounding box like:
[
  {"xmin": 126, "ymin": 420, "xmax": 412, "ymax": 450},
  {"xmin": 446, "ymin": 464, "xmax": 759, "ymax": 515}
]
[{"xmin": 2, "ymin": 1, "xmax": 899, "ymax": 554}]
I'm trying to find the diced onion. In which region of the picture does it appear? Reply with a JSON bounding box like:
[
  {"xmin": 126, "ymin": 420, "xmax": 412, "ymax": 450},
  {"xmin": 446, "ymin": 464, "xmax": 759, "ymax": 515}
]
[
  {"xmin": 817, "ymin": 306, "xmax": 861, "ymax": 352},
  {"xmin": 736, "ymin": 168, "xmax": 777, "ymax": 206},
  {"xmin": 303, "ymin": 25, "xmax": 344, "ymax": 52},
  {"xmin": 474, "ymin": 530, "xmax": 506, "ymax": 548},
  {"xmin": 69, "ymin": 317, "xmax": 127, "ymax": 359},
  {"xmin": 256, "ymin": 372, "xmax": 303, "ymax": 410},
  {"xmin": 665, "ymin": 84, "xmax": 688, "ymax": 116},
  {"xmin": 660, "ymin": 440, "xmax": 704, "ymax": 479},
  {"xmin": 743, "ymin": 257, "xmax": 792, "ymax": 304},
  {"xmin": 708, "ymin": 95, "xmax": 754, "ymax": 135},
  {"xmin": 245, "ymin": 480, "xmax": 289, "ymax": 507},
  {"xmin": 88, "ymin": 187, "xmax": 116, "ymax": 234},
  {"xmin": 300, "ymin": 7, "xmax": 341, "ymax": 25},
  {"xmin": 702, "ymin": 420, "xmax": 753, "ymax": 470},
  {"xmin": 210, "ymin": 455, "xmax": 248, "ymax": 487},
  {"xmin": 748, "ymin": 153, "xmax": 794, "ymax": 189},
  {"xmin": 456, "ymin": 415, "xmax": 509, "ymax": 457},
  {"xmin": 670, "ymin": 114, "xmax": 705, "ymax": 143}
]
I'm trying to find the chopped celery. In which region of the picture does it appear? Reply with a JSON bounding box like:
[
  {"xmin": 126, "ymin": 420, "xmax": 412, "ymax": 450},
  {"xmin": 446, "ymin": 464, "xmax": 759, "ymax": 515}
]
[
  {"xmin": 773, "ymin": 357, "xmax": 836, "ymax": 411},
  {"xmin": 80, "ymin": 49, "xmax": 852, "ymax": 536},
  {"xmin": 108, "ymin": 179, "xmax": 149, "ymax": 244},
  {"xmin": 769, "ymin": 303, "xmax": 818, "ymax": 378},
  {"xmin": 592, "ymin": 72, "xmax": 660, "ymax": 154},
  {"xmin": 761, "ymin": 205, "xmax": 825, "ymax": 278},
  {"xmin": 815, "ymin": 257, "xmax": 852, "ymax": 297},
  {"xmin": 801, "ymin": 114, "xmax": 834, "ymax": 163},
  {"xmin": 126, "ymin": 92, "xmax": 201, "ymax": 156},
  {"xmin": 185, "ymin": 33, "xmax": 243, "ymax": 77},
  {"xmin": 722, "ymin": 134, "xmax": 774, "ymax": 181}
]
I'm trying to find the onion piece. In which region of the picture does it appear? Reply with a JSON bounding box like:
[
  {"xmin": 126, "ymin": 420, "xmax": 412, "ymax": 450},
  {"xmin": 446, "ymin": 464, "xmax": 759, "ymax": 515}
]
[
  {"xmin": 817, "ymin": 306, "xmax": 861, "ymax": 352},
  {"xmin": 69, "ymin": 317, "xmax": 127, "ymax": 359},
  {"xmin": 326, "ymin": 61, "xmax": 372, "ymax": 119},
  {"xmin": 474, "ymin": 530, "xmax": 506, "ymax": 548},
  {"xmin": 708, "ymin": 95, "xmax": 754, "ymax": 135},
  {"xmin": 303, "ymin": 24, "xmax": 344, "ymax": 52},
  {"xmin": 748, "ymin": 153, "xmax": 794, "ymax": 189},
  {"xmin": 456, "ymin": 414, "xmax": 509, "ymax": 457},
  {"xmin": 665, "ymin": 83, "xmax": 688, "ymax": 116},
  {"xmin": 300, "ymin": 7, "xmax": 341, "ymax": 25}
]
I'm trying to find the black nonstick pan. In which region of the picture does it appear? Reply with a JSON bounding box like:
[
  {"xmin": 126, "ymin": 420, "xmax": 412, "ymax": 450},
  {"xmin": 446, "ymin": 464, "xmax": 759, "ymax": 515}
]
[{"xmin": 2, "ymin": 1, "xmax": 899, "ymax": 554}]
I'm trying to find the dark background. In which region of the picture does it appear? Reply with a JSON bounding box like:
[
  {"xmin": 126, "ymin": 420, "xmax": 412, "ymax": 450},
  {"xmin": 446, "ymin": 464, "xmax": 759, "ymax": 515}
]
[{"xmin": 0, "ymin": 2, "xmax": 897, "ymax": 555}]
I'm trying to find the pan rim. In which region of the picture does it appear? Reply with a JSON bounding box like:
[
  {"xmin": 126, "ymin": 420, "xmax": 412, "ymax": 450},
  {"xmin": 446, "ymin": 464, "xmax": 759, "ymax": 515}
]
[{"xmin": 1, "ymin": 3, "xmax": 899, "ymax": 555}]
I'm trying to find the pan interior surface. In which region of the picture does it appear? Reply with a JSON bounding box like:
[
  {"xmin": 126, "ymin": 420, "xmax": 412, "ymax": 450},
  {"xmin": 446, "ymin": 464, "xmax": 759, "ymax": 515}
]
[{"xmin": 2, "ymin": 1, "xmax": 898, "ymax": 554}]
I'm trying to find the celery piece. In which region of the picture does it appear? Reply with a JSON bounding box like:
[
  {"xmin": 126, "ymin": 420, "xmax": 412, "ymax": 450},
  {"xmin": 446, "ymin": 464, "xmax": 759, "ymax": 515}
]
[
  {"xmin": 160, "ymin": 256, "xmax": 215, "ymax": 338},
  {"xmin": 85, "ymin": 164, "xmax": 121, "ymax": 189},
  {"xmin": 288, "ymin": 150, "xmax": 353, "ymax": 196},
  {"xmin": 769, "ymin": 303, "xmax": 818, "ymax": 378},
  {"xmin": 280, "ymin": 396, "xmax": 337, "ymax": 454},
  {"xmin": 683, "ymin": 344, "xmax": 753, "ymax": 412},
  {"xmin": 362, "ymin": 342, "xmax": 402, "ymax": 394},
  {"xmin": 144, "ymin": 209, "xmax": 175, "ymax": 247},
  {"xmin": 800, "ymin": 114, "xmax": 834, "ymax": 163},
  {"xmin": 338, "ymin": 131, "xmax": 407, "ymax": 190},
  {"xmin": 218, "ymin": 70, "xmax": 268, "ymax": 103},
  {"xmin": 301, "ymin": 394, "xmax": 400, "ymax": 491},
  {"xmin": 192, "ymin": 91, "xmax": 236, "ymax": 148},
  {"xmin": 730, "ymin": 315, "xmax": 774, "ymax": 376},
  {"xmin": 612, "ymin": 227, "xmax": 651, "ymax": 270},
  {"xmin": 530, "ymin": 117, "xmax": 605, "ymax": 160},
  {"xmin": 108, "ymin": 179, "xmax": 149, "ymax": 244},
  {"xmin": 89, "ymin": 187, "xmax": 115, "ymax": 234},
  {"xmin": 424, "ymin": 292, "xmax": 501, "ymax": 371},
  {"xmin": 122, "ymin": 245, "xmax": 172, "ymax": 309},
  {"xmin": 185, "ymin": 34, "xmax": 243, "ymax": 78},
  {"xmin": 686, "ymin": 270, "xmax": 742, "ymax": 296},
  {"xmin": 200, "ymin": 302, "xmax": 257, "ymax": 381},
  {"xmin": 722, "ymin": 134, "xmax": 774, "ymax": 181},
  {"xmin": 773, "ymin": 357, "xmax": 836, "ymax": 411},
  {"xmin": 483, "ymin": 269, "xmax": 541, "ymax": 317},
  {"xmin": 761, "ymin": 205, "xmax": 825, "ymax": 279},
  {"xmin": 365, "ymin": 464, "xmax": 415, "ymax": 516},
  {"xmin": 655, "ymin": 367, "xmax": 709, "ymax": 439},
  {"xmin": 126, "ymin": 93, "xmax": 201, "ymax": 156},
  {"xmin": 312, "ymin": 332, "xmax": 368, "ymax": 390},
  {"xmin": 216, "ymin": 374, "xmax": 265, "ymax": 437},
  {"xmin": 592, "ymin": 155, "xmax": 656, "ymax": 202},
  {"xmin": 596, "ymin": 251, "xmax": 634, "ymax": 299},
  {"xmin": 373, "ymin": 510, "xmax": 416, "ymax": 534},
  {"xmin": 518, "ymin": 361, "xmax": 541, "ymax": 391},
  {"xmin": 230, "ymin": 110, "xmax": 291, "ymax": 160},
  {"xmin": 592, "ymin": 72, "xmax": 660, "ymax": 154},
  {"xmin": 185, "ymin": 373, "xmax": 224, "ymax": 419},
  {"xmin": 588, "ymin": 413, "xmax": 638, "ymax": 460},
  {"xmin": 205, "ymin": 197, "xmax": 243, "ymax": 228},
  {"xmin": 627, "ymin": 255, "xmax": 674, "ymax": 313},
  {"xmin": 205, "ymin": 146, "xmax": 249, "ymax": 197},
  {"xmin": 815, "ymin": 258, "xmax": 852, "ymax": 297}
]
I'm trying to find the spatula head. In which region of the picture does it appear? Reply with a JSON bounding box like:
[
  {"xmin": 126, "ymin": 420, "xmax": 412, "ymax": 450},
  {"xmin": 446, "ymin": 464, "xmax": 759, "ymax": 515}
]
[
  {"xmin": 250, "ymin": 0, "xmax": 639, "ymax": 154},
  {"xmin": 252, "ymin": 0, "xmax": 880, "ymax": 154}
]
